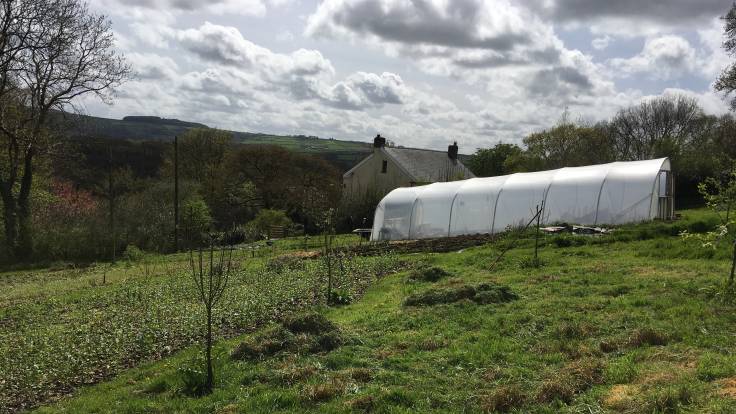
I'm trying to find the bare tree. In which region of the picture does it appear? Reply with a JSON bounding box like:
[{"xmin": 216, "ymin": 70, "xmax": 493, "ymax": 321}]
[
  {"xmin": 189, "ymin": 244, "xmax": 233, "ymax": 393},
  {"xmin": 0, "ymin": 0, "xmax": 130, "ymax": 259},
  {"xmin": 608, "ymin": 95, "xmax": 704, "ymax": 161}
]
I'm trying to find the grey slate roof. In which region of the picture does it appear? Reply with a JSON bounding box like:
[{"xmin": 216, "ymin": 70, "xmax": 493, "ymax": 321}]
[{"xmin": 383, "ymin": 146, "xmax": 475, "ymax": 183}]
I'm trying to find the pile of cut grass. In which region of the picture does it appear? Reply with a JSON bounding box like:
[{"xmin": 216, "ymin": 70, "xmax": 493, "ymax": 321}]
[{"xmin": 403, "ymin": 282, "xmax": 518, "ymax": 306}]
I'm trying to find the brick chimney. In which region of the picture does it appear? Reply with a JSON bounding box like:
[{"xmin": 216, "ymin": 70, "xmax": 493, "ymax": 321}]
[
  {"xmin": 373, "ymin": 134, "xmax": 386, "ymax": 149},
  {"xmin": 448, "ymin": 141, "xmax": 458, "ymax": 160}
]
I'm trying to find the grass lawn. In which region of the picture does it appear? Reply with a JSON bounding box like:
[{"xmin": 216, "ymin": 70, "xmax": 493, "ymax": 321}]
[{"xmin": 4, "ymin": 208, "xmax": 736, "ymax": 413}]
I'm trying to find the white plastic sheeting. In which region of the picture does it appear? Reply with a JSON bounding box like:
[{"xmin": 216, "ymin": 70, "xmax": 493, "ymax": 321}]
[{"xmin": 371, "ymin": 158, "xmax": 671, "ymax": 241}]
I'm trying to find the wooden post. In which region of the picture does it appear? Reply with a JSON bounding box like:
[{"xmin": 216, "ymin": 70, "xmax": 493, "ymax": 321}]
[
  {"xmin": 108, "ymin": 146, "xmax": 116, "ymax": 264},
  {"xmin": 174, "ymin": 135, "xmax": 180, "ymax": 252}
]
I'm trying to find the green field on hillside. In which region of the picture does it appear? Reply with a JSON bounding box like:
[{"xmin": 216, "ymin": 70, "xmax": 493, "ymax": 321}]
[
  {"xmin": 3, "ymin": 210, "xmax": 736, "ymax": 413},
  {"xmin": 67, "ymin": 114, "xmax": 372, "ymax": 171}
]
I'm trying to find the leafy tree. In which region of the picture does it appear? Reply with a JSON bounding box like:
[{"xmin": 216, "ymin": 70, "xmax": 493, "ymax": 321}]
[
  {"xmin": 161, "ymin": 128, "xmax": 234, "ymax": 227},
  {"xmin": 182, "ymin": 196, "xmax": 213, "ymax": 249},
  {"xmin": 682, "ymin": 167, "xmax": 736, "ymax": 287},
  {"xmin": 0, "ymin": 0, "xmax": 129, "ymax": 260},
  {"xmin": 224, "ymin": 145, "xmax": 341, "ymax": 231},
  {"xmin": 466, "ymin": 143, "xmax": 523, "ymax": 177},
  {"xmin": 524, "ymin": 118, "xmax": 614, "ymax": 170},
  {"xmin": 247, "ymin": 209, "xmax": 292, "ymax": 239},
  {"xmin": 715, "ymin": 3, "xmax": 736, "ymax": 110}
]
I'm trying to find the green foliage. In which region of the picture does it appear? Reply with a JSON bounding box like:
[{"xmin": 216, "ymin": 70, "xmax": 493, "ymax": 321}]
[
  {"xmin": 122, "ymin": 244, "xmax": 144, "ymax": 262},
  {"xmin": 328, "ymin": 288, "xmax": 353, "ymax": 306},
  {"xmin": 523, "ymin": 117, "xmax": 614, "ymax": 170},
  {"xmin": 181, "ymin": 196, "xmax": 213, "ymax": 248},
  {"xmin": 247, "ymin": 209, "xmax": 293, "ymax": 239},
  {"xmin": 0, "ymin": 249, "xmax": 401, "ymax": 411},
  {"xmin": 716, "ymin": 3, "xmax": 736, "ymax": 110},
  {"xmin": 22, "ymin": 208, "xmax": 736, "ymax": 413},
  {"xmin": 466, "ymin": 143, "xmax": 524, "ymax": 177},
  {"xmin": 681, "ymin": 168, "xmax": 736, "ymax": 286}
]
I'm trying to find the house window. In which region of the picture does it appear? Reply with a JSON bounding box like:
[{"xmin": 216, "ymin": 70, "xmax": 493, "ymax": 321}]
[{"xmin": 381, "ymin": 160, "xmax": 388, "ymax": 174}]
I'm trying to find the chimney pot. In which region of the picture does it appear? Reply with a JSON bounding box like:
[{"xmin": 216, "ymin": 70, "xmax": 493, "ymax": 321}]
[
  {"xmin": 448, "ymin": 141, "xmax": 458, "ymax": 160},
  {"xmin": 373, "ymin": 134, "xmax": 386, "ymax": 148}
]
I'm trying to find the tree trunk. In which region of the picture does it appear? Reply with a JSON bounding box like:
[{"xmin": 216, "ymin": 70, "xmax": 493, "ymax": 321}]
[
  {"xmin": 205, "ymin": 304, "xmax": 213, "ymax": 391},
  {"xmin": 0, "ymin": 186, "xmax": 17, "ymax": 259},
  {"xmin": 729, "ymin": 239, "xmax": 736, "ymax": 288},
  {"xmin": 14, "ymin": 148, "xmax": 34, "ymax": 260}
]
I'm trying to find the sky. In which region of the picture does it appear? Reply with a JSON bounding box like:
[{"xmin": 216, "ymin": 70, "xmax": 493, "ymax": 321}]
[{"xmin": 83, "ymin": 0, "xmax": 735, "ymax": 152}]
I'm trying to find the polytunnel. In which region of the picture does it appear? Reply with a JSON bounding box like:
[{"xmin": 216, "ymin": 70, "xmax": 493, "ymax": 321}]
[{"xmin": 370, "ymin": 158, "xmax": 674, "ymax": 241}]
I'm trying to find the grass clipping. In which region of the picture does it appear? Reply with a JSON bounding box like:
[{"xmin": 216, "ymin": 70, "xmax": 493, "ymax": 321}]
[
  {"xmin": 403, "ymin": 282, "xmax": 518, "ymax": 307},
  {"xmin": 231, "ymin": 312, "xmax": 342, "ymax": 361}
]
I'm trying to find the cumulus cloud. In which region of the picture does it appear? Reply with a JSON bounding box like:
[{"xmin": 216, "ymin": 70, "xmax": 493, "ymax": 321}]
[
  {"xmin": 128, "ymin": 53, "xmax": 180, "ymax": 80},
  {"xmin": 306, "ymin": 0, "xmax": 562, "ymax": 71},
  {"xmin": 175, "ymin": 22, "xmax": 335, "ymax": 96},
  {"xmin": 609, "ymin": 35, "xmax": 697, "ymax": 79},
  {"xmin": 92, "ymin": 0, "xmax": 270, "ymax": 17},
  {"xmin": 84, "ymin": 0, "xmax": 733, "ymax": 150},
  {"xmin": 538, "ymin": 0, "xmax": 731, "ymax": 36},
  {"xmin": 591, "ymin": 35, "xmax": 611, "ymax": 50}
]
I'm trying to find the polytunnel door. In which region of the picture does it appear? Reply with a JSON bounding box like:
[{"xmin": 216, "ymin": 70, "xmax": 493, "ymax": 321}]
[{"xmin": 656, "ymin": 169, "xmax": 675, "ymax": 220}]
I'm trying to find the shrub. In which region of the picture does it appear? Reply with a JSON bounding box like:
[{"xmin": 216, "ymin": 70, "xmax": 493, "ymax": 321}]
[
  {"xmin": 247, "ymin": 209, "xmax": 293, "ymax": 239},
  {"xmin": 181, "ymin": 196, "xmax": 213, "ymax": 248},
  {"xmin": 328, "ymin": 289, "xmax": 352, "ymax": 306},
  {"xmin": 177, "ymin": 365, "xmax": 209, "ymax": 397},
  {"xmin": 122, "ymin": 244, "xmax": 145, "ymax": 262}
]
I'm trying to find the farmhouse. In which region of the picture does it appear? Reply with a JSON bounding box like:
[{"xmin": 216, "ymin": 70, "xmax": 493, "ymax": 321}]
[
  {"xmin": 342, "ymin": 135, "xmax": 475, "ymax": 197},
  {"xmin": 371, "ymin": 158, "xmax": 675, "ymax": 241}
]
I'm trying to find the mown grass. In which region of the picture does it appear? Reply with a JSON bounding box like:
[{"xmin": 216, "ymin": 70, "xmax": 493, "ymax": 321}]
[{"xmin": 16, "ymin": 208, "xmax": 735, "ymax": 413}]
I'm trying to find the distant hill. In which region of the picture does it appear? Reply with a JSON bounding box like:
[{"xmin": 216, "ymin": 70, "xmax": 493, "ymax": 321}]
[{"xmin": 61, "ymin": 113, "xmax": 372, "ymax": 171}]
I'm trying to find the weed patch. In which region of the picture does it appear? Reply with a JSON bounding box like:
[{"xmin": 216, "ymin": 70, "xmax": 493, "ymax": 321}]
[
  {"xmin": 628, "ymin": 328, "xmax": 669, "ymax": 347},
  {"xmin": 537, "ymin": 358, "xmax": 605, "ymax": 404},
  {"xmin": 644, "ymin": 384, "xmax": 694, "ymax": 413},
  {"xmin": 302, "ymin": 380, "xmax": 344, "ymax": 403},
  {"xmin": 481, "ymin": 384, "xmax": 527, "ymax": 413}
]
